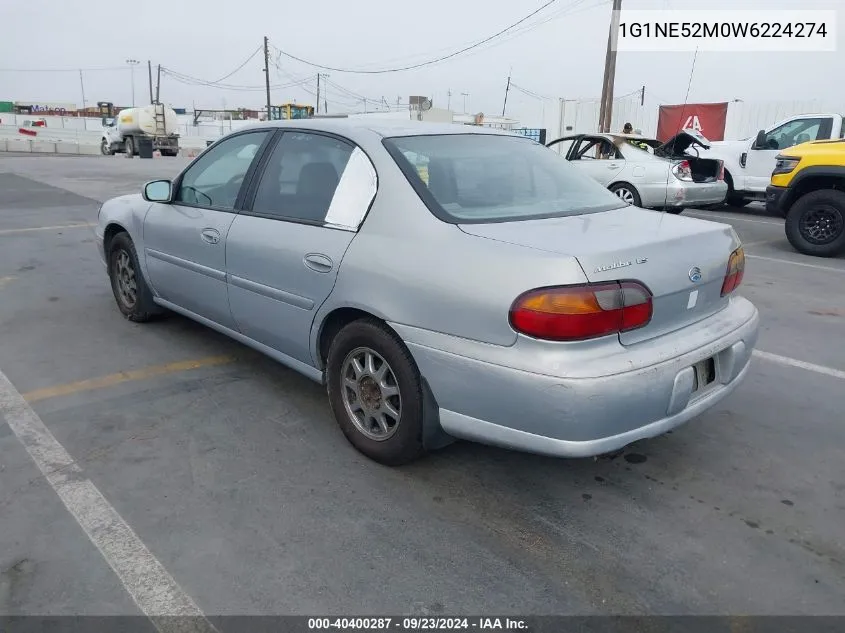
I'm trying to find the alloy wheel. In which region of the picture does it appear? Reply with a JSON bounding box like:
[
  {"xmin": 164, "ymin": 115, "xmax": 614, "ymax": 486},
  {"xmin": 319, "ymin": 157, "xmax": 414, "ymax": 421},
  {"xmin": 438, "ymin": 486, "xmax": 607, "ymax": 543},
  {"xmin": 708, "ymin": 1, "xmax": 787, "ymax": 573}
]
[
  {"xmin": 800, "ymin": 205, "xmax": 844, "ymax": 245},
  {"xmin": 614, "ymin": 187, "xmax": 635, "ymax": 205},
  {"xmin": 340, "ymin": 347, "xmax": 402, "ymax": 441},
  {"xmin": 113, "ymin": 249, "xmax": 138, "ymax": 308}
]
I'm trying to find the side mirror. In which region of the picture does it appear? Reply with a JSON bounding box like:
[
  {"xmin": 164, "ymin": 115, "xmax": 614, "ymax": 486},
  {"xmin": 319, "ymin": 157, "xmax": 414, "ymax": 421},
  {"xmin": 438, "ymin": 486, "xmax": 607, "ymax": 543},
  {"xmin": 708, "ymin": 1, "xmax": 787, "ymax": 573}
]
[
  {"xmin": 143, "ymin": 180, "xmax": 172, "ymax": 203},
  {"xmin": 753, "ymin": 129, "xmax": 767, "ymax": 149}
]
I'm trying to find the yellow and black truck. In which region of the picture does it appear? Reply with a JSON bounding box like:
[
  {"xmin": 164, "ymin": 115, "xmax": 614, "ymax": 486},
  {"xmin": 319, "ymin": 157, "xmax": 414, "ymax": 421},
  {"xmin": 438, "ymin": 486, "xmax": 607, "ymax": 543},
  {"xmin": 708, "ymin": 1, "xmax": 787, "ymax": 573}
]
[{"xmin": 766, "ymin": 140, "xmax": 845, "ymax": 258}]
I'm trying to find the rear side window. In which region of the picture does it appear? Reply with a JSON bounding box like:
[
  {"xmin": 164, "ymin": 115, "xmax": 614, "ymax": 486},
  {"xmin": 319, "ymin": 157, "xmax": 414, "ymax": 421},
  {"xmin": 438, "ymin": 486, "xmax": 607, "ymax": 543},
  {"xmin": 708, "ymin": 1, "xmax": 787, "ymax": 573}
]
[
  {"xmin": 251, "ymin": 131, "xmax": 377, "ymax": 229},
  {"xmin": 384, "ymin": 134, "xmax": 626, "ymax": 224}
]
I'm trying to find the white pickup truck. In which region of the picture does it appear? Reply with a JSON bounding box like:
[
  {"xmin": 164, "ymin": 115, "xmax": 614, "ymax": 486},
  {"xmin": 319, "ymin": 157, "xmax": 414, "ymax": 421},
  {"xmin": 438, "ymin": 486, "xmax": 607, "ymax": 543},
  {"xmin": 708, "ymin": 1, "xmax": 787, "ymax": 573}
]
[{"xmin": 699, "ymin": 113, "xmax": 845, "ymax": 206}]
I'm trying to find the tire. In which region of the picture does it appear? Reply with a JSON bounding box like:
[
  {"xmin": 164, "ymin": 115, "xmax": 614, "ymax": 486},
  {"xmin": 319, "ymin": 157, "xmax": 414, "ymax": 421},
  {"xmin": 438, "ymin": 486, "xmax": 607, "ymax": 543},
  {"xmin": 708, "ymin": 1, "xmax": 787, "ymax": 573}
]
[
  {"xmin": 326, "ymin": 318, "xmax": 427, "ymax": 466},
  {"xmin": 107, "ymin": 232, "xmax": 159, "ymax": 322},
  {"xmin": 657, "ymin": 206, "xmax": 684, "ymax": 214},
  {"xmin": 124, "ymin": 136, "xmax": 134, "ymax": 158},
  {"xmin": 785, "ymin": 189, "xmax": 845, "ymax": 258},
  {"xmin": 100, "ymin": 139, "xmax": 112, "ymax": 156},
  {"xmin": 609, "ymin": 183, "xmax": 642, "ymax": 207}
]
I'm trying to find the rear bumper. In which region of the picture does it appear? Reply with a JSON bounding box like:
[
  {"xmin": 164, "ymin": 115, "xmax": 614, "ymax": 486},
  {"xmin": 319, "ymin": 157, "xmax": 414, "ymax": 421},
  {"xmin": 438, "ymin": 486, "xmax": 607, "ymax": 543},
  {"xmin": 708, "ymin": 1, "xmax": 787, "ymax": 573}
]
[
  {"xmin": 766, "ymin": 184, "xmax": 788, "ymax": 216},
  {"xmin": 640, "ymin": 180, "xmax": 728, "ymax": 209},
  {"xmin": 400, "ymin": 296, "xmax": 759, "ymax": 458}
]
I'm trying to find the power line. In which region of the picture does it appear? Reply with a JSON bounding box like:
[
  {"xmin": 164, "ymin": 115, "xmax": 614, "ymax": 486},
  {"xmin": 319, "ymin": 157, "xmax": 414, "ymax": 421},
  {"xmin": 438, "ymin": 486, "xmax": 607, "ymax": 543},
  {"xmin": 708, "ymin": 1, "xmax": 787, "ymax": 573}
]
[
  {"xmin": 273, "ymin": 0, "xmax": 562, "ymax": 74},
  {"xmin": 209, "ymin": 46, "xmax": 262, "ymax": 84},
  {"xmin": 161, "ymin": 67, "xmax": 303, "ymax": 92}
]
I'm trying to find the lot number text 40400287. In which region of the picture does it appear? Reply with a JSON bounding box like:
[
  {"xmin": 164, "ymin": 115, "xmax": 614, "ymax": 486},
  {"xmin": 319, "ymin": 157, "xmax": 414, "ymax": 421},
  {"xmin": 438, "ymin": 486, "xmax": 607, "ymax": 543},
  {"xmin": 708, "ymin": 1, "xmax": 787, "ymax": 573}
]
[{"xmin": 307, "ymin": 617, "xmax": 530, "ymax": 630}]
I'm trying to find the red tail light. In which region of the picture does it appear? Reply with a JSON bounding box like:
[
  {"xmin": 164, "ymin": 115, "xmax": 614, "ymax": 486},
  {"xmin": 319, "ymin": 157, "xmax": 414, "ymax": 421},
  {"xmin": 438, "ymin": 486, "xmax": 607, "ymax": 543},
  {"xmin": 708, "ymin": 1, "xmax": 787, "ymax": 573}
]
[
  {"xmin": 672, "ymin": 160, "xmax": 693, "ymax": 181},
  {"xmin": 721, "ymin": 247, "xmax": 745, "ymax": 296},
  {"xmin": 509, "ymin": 281, "xmax": 653, "ymax": 341}
]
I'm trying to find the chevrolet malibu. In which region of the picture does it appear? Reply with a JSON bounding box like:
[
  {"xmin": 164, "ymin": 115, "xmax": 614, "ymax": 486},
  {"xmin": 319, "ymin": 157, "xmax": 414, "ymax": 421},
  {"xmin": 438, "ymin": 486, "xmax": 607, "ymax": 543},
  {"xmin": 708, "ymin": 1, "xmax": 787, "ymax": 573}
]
[{"xmin": 95, "ymin": 120, "xmax": 759, "ymax": 466}]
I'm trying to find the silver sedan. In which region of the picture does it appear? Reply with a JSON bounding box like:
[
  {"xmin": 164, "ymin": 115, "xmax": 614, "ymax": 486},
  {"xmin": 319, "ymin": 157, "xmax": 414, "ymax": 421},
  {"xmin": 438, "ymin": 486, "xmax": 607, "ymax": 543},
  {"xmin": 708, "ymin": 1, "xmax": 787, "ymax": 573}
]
[
  {"xmin": 547, "ymin": 130, "xmax": 728, "ymax": 212},
  {"xmin": 95, "ymin": 120, "xmax": 759, "ymax": 465}
]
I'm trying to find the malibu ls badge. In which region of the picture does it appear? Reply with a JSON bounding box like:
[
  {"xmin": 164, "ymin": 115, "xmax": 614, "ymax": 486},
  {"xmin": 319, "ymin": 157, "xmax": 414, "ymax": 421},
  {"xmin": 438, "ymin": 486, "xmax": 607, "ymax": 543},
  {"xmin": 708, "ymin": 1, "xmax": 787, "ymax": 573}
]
[{"xmin": 594, "ymin": 257, "xmax": 647, "ymax": 274}]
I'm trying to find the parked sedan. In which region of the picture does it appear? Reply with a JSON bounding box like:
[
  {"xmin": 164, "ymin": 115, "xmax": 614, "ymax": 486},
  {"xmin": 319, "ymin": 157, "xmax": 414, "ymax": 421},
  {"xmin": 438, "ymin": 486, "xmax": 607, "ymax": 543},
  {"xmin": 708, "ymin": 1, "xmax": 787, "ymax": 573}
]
[
  {"xmin": 547, "ymin": 130, "xmax": 728, "ymax": 212},
  {"xmin": 95, "ymin": 120, "xmax": 758, "ymax": 466}
]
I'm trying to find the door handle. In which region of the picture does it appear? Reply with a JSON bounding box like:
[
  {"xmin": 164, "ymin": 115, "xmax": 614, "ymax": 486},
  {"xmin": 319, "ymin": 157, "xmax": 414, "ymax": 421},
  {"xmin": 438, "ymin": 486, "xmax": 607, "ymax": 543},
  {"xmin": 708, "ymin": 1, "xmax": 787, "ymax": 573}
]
[
  {"xmin": 608, "ymin": 163, "xmax": 619, "ymax": 169},
  {"xmin": 200, "ymin": 228, "xmax": 220, "ymax": 244},
  {"xmin": 303, "ymin": 253, "xmax": 333, "ymax": 273}
]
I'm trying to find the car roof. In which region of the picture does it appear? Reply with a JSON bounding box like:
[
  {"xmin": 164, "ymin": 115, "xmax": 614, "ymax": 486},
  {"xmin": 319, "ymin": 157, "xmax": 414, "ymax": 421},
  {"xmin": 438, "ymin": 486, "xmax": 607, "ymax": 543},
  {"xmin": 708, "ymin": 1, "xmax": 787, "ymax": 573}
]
[{"xmin": 237, "ymin": 118, "xmax": 517, "ymax": 140}]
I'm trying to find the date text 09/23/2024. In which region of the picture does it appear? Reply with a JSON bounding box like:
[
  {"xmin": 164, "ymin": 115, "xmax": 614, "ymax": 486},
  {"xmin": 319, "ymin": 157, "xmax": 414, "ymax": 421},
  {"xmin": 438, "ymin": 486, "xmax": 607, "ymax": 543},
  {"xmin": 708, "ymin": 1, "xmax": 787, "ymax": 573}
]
[{"xmin": 308, "ymin": 617, "xmax": 528, "ymax": 630}]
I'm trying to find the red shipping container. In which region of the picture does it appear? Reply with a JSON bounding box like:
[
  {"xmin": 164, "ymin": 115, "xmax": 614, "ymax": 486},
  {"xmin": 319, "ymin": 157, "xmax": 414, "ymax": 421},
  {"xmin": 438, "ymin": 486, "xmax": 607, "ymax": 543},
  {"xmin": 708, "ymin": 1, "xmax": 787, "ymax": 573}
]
[{"xmin": 656, "ymin": 102, "xmax": 729, "ymax": 142}]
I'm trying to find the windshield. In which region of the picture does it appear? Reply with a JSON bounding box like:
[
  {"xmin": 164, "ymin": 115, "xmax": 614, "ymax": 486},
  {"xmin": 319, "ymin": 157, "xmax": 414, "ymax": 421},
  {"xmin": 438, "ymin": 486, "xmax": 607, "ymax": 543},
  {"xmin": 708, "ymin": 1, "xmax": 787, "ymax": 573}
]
[{"xmin": 383, "ymin": 134, "xmax": 627, "ymax": 224}]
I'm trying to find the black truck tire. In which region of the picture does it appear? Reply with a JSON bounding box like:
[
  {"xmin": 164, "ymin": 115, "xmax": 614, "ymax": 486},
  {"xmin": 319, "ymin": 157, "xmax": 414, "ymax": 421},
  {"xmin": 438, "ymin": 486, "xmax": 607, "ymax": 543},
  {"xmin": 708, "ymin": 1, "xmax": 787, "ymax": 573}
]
[{"xmin": 785, "ymin": 189, "xmax": 845, "ymax": 258}]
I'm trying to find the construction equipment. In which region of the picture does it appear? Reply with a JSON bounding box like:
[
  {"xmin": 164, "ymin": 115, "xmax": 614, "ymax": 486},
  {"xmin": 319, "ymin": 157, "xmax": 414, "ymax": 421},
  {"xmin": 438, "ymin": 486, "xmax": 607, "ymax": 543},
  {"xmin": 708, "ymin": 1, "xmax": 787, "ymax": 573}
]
[{"xmin": 269, "ymin": 103, "xmax": 314, "ymax": 120}]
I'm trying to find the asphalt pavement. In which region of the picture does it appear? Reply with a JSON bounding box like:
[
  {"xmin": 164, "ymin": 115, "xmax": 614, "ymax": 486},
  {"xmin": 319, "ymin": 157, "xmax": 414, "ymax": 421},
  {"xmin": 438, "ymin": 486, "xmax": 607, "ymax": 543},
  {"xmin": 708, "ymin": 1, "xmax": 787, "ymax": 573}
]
[{"xmin": 0, "ymin": 154, "xmax": 843, "ymax": 621}]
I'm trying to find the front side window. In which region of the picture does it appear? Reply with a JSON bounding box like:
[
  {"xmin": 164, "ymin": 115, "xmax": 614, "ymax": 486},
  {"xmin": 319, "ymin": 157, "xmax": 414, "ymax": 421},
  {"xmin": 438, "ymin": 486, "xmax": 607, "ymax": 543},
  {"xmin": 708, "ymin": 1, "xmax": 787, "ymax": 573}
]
[
  {"xmin": 764, "ymin": 118, "xmax": 828, "ymax": 150},
  {"xmin": 175, "ymin": 131, "xmax": 269, "ymax": 209},
  {"xmin": 251, "ymin": 131, "xmax": 377, "ymax": 228},
  {"xmin": 384, "ymin": 133, "xmax": 626, "ymax": 224}
]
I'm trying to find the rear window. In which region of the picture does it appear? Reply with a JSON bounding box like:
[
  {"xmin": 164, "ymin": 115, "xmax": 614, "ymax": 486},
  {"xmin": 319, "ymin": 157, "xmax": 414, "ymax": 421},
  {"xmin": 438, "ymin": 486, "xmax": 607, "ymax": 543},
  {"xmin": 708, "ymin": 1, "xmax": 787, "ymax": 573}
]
[{"xmin": 383, "ymin": 133, "xmax": 626, "ymax": 224}]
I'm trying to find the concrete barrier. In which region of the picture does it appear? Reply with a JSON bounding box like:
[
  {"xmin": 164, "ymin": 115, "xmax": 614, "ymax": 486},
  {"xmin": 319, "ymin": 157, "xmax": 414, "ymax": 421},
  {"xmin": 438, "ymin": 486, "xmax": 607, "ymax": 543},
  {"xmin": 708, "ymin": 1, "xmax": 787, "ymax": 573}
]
[
  {"xmin": 6, "ymin": 138, "xmax": 32, "ymax": 152},
  {"xmin": 0, "ymin": 139, "xmax": 6, "ymax": 152},
  {"xmin": 78, "ymin": 143, "xmax": 102, "ymax": 156},
  {"xmin": 32, "ymin": 141, "xmax": 58, "ymax": 153},
  {"xmin": 56, "ymin": 143, "xmax": 82, "ymax": 155}
]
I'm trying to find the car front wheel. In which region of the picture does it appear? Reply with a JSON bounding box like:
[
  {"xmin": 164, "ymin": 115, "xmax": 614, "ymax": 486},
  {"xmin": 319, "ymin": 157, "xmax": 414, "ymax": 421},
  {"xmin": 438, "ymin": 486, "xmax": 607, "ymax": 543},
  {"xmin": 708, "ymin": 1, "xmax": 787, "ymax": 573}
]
[
  {"xmin": 785, "ymin": 189, "xmax": 845, "ymax": 258},
  {"xmin": 326, "ymin": 319, "xmax": 427, "ymax": 466}
]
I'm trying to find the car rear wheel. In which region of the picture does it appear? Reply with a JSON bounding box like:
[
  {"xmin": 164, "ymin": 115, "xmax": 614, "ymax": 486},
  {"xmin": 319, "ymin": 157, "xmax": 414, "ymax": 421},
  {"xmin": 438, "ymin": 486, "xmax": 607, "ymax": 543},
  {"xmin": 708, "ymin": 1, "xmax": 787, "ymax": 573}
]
[
  {"xmin": 107, "ymin": 232, "xmax": 158, "ymax": 321},
  {"xmin": 609, "ymin": 183, "xmax": 642, "ymax": 207},
  {"xmin": 785, "ymin": 189, "xmax": 845, "ymax": 257},
  {"xmin": 326, "ymin": 319, "xmax": 426, "ymax": 466}
]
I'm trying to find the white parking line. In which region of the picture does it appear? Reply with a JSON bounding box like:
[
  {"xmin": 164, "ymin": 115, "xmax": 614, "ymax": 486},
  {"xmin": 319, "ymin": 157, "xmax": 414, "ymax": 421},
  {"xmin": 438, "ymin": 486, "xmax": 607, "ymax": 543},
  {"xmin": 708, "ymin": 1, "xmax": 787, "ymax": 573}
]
[
  {"xmin": 747, "ymin": 254, "xmax": 845, "ymax": 273},
  {"xmin": 0, "ymin": 367, "xmax": 216, "ymax": 633},
  {"xmin": 0, "ymin": 223, "xmax": 93, "ymax": 236},
  {"xmin": 754, "ymin": 350, "xmax": 845, "ymax": 381},
  {"xmin": 686, "ymin": 211, "xmax": 782, "ymax": 226}
]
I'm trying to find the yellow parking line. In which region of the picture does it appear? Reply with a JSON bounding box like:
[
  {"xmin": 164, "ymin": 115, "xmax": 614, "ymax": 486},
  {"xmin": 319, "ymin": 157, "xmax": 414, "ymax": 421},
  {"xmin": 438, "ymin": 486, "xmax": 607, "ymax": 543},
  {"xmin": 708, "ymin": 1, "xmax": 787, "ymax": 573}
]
[
  {"xmin": 22, "ymin": 355, "xmax": 236, "ymax": 404},
  {"xmin": 0, "ymin": 223, "xmax": 93, "ymax": 236}
]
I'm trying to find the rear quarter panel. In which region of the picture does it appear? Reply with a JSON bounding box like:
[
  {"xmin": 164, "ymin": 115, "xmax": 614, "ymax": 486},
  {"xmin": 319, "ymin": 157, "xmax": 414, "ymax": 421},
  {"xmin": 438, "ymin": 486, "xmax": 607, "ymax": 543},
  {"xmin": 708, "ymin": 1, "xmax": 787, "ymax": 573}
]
[{"xmin": 310, "ymin": 145, "xmax": 590, "ymax": 362}]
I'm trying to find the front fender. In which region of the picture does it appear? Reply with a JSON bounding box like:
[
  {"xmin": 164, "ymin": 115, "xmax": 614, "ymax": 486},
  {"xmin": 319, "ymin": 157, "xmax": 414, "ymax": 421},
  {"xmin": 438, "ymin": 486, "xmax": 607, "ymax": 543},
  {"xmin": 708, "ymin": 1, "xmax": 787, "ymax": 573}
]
[{"xmin": 96, "ymin": 194, "xmax": 152, "ymax": 280}]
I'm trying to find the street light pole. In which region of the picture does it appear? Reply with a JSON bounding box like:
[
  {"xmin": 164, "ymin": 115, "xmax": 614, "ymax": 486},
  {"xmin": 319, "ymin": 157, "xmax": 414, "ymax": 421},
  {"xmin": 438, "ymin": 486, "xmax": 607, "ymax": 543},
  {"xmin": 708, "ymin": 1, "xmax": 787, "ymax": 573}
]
[{"xmin": 126, "ymin": 59, "xmax": 140, "ymax": 107}]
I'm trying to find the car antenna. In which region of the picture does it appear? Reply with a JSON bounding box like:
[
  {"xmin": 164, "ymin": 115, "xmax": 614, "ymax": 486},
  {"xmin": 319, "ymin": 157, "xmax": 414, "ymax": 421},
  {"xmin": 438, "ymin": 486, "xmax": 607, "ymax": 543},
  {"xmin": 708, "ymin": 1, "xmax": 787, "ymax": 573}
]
[{"xmin": 661, "ymin": 46, "xmax": 699, "ymax": 218}]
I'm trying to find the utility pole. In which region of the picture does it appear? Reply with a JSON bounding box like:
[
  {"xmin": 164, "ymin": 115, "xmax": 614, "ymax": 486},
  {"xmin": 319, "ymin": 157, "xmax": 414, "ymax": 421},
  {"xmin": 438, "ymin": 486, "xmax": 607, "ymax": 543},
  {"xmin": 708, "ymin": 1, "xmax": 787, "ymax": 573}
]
[
  {"xmin": 598, "ymin": 0, "xmax": 622, "ymax": 132},
  {"xmin": 502, "ymin": 69, "xmax": 512, "ymax": 117},
  {"xmin": 155, "ymin": 64, "xmax": 161, "ymax": 104},
  {"xmin": 78, "ymin": 70, "xmax": 86, "ymax": 111},
  {"xmin": 447, "ymin": 89, "xmax": 452, "ymax": 110},
  {"xmin": 148, "ymin": 61, "xmax": 154, "ymax": 104},
  {"xmin": 263, "ymin": 36, "xmax": 272, "ymax": 120},
  {"xmin": 640, "ymin": 85, "xmax": 645, "ymax": 106},
  {"xmin": 316, "ymin": 73, "xmax": 321, "ymax": 114}
]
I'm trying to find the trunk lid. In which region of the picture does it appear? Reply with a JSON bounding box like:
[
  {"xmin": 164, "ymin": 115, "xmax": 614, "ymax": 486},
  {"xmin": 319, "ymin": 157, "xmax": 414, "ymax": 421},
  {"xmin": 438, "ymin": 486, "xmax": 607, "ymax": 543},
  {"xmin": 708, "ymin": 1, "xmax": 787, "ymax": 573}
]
[
  {"xmin": 459, "ymin": 207, "xmax": 739, "ymax": 345},
  {"xmin": 655, "ymin": 129, "xmax": 712, "ymax": 158}
]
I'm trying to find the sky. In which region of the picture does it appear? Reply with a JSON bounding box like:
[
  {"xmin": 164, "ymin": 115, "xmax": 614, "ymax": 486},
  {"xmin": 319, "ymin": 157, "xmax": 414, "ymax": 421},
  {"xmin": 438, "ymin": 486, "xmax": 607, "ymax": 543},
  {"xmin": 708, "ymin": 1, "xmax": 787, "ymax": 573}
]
[{"xmin": 1, "ymin": 0, "xmax": 842, "ymax": 128}]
